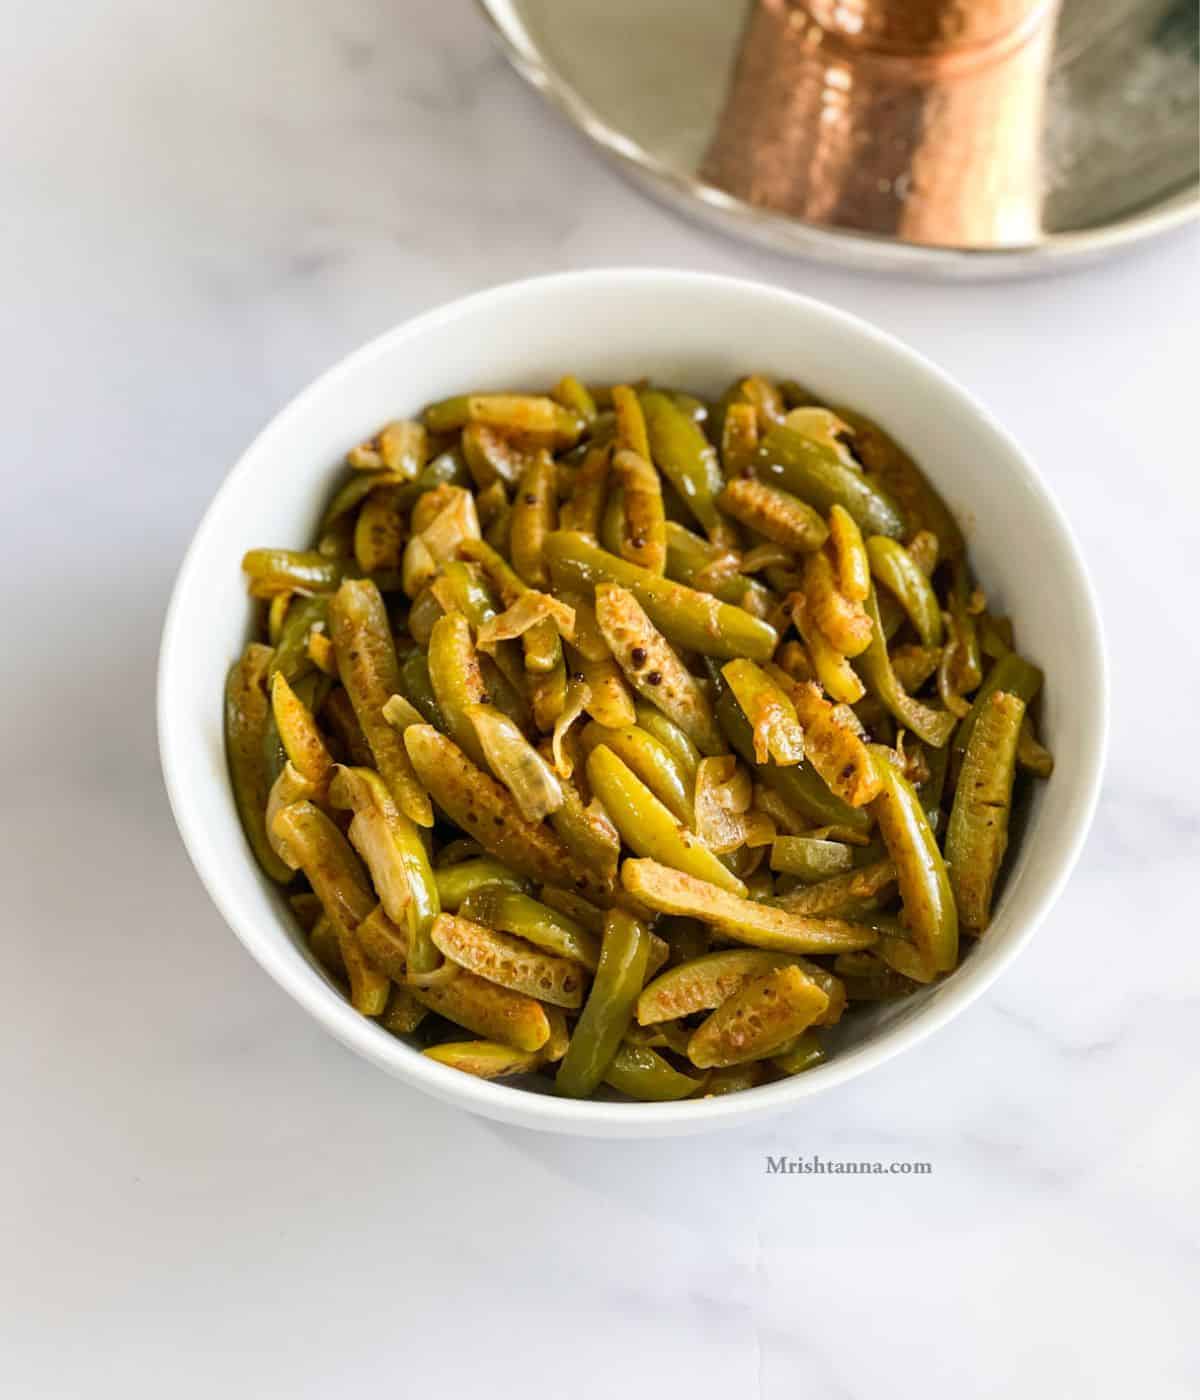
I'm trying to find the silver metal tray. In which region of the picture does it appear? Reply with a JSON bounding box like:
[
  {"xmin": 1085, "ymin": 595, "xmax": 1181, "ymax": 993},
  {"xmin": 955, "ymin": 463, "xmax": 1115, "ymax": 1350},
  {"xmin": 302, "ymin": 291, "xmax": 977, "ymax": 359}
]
[{"xmin": 479, "ymin": 0, "xmax": 1199, "ymax": 277}]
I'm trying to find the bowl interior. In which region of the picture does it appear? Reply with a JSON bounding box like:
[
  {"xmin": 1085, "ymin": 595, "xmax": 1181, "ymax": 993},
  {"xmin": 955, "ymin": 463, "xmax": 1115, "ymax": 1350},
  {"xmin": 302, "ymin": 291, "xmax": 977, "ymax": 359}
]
[{"xmin": 159, "ymin": 270, "xmax": 1105, "ymax": 1134}]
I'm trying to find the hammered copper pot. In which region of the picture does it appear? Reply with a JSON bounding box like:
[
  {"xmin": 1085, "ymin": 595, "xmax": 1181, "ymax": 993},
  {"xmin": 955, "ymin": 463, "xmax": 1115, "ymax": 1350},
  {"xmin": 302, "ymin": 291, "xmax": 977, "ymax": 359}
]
[{"xmin": 702, "ymin": 0, "xmax": 1058, "ymax": 247}]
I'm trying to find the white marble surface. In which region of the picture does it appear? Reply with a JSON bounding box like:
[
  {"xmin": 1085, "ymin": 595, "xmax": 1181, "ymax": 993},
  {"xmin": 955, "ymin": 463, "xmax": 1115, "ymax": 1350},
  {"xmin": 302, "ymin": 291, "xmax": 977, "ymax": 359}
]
[{"xmin": 4, "ymin": 2, "xmax": 1199, "ymax": 1394}]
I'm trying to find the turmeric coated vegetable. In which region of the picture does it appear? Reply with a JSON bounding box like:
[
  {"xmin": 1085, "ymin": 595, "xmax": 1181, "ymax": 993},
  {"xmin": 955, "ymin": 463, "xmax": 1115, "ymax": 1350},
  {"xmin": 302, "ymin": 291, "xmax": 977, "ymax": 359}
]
[
  {"xmin": 611, "ymin": 385, "xmax": 651, "ymax": 460},
  {"xmin": 623, "ymin": 859, "xmax": 879, "ymax": 955},
  {"xmin": 509, "ymin": 451, "xmax": 557, "ymax": 588},
  {"xmin": 612, "ymin": 449, "xmax": 667, "ymax": 574},
  {"xmin": 637, "ymin": 949, "xmax": 844, "ymax": 1028},
  {"xmin": 460, "ymin": 885, "xmax": 602, "ymax": 970},
  {"xmin": 802, "ymin": 546, "xmax": 873, "ymax": 657},
  {"xmin": 242, "ymin": 549, "xmax": 348, "ymax": 598},
  {"xmin": 717, "ymin": 478, "xmax": 829, "ymax": 554},
  {"xmin": 688, "ymin": 966, "xmax": 829, "ymax": 1069},
  {"xmin": 354, "ymin": 904, "xmax": 411, "ymax": 982},
  {"xmin": 770, "ymin": 836, "xmax": 854, "ymax": 881},
  {"xmin": 404, "ymin": 724, "xmax": 611, "ymax": 903},
  {"xmin": 554, "ymin": 374, "xmax": 597, "ymax": 424},
  {"xmin": 780, "ymin": 678, "xmax": 880, "ymax": 808},
  {"xmin": 721, "ymin": 659, "xmax": 805, "ymax": 766},
  {"xmin": 714, "ymin": 681, "xmax": 870, "ymax": 834},
  {"xmin": 771, "ymin": 1031, "xmax": 826, "ymax": 1076},
  {"xmin": 329, "ymin": 579, "xmax": 433, "ymax": 827},
  {"xmin": 559, "ymin": 444, "xmax": 610, "ymax": 536},
  {"xmin": 415, "ymin": 965, "xmax": 551, "ymax": 1053},
  {"xmin": 545, "ymin": 532, "xmax": 777, "ymax": 662},
  {"xmin": 228, "ymin": 373, "xmax": 1050, "ymax": 1101},
  {"xmin": 328, "ymin": 766, "xmax": 440, "ymax": 970},
  {"xmin": 270, "ymin": 801, "xmax": 390, "ymax": 1014},
  {"xmin": 595, "ymin": 583, "xmax": 723, "ymax": 755},
  {"xmin": 465, "ymin": 394, "xmax": 582, "ymax": 449},
  {"xmin": 776, "ymin": 859, "xmax": 896, "ymax": 917},
  {"xmin": 461, "ymin": 423, "xmax": 530, "ymax": 490},
  {"xmin": 788, "ymin": 592, "xmax": 865, "ymax": 705},
  {"xmin": 548, "ymin": 776, "xmax": 621, "ymax": 890},
  {"xmin": 854, "ymin": 585, "xmax": 956, "ymax": 748},
  {"xmin": 426, "ymin": 611, "xmax": 490, "ymax": 769},
  {"xmin": 639, "ymin": 389, "xmax": 725, "ymax": 538},
  {"xmin": 663, "ymin": 522, "xmax": 773, "ymax": 617},
  {"xmin": 753, "ymin": 423, "xmax": 906, "ymax": 538},
  {"xmin": 602, "ymin": 1044, "xmax": 701, "ymax": 1101},
  {"xmin": 634, "ymin": 703, "xmax": 701, "ymax": 784},
  {"xmin": 827, "ymin": 505, "xmax": 870, "ymax": 603},
  {"xmin": 953, "ymin": 650, "xmax": 1043, "ymax": 772},
  {"xmin": 1017, "ymin": 715, "xmax": 1054, "ymax": 779},
  {"xmin": 433, "ymin": 858, "xmax": 528, "ymax": 910},
  {"xmin": 556, "ymin": 908, "xmax": 651, "ymax": 1098},
  {"xmin": 226, "ymin": 643, "xmax": 294, "ymax": 883},
  {"xmin": 431, "ymin": 912, "xmax": 586, "ymax": 1008},
  {"xmin": 586, "ymin": 745, "xmax": 745, "ymax": 894},
  {"xmin": 578, "ymin": 720, "xmax": 694, "ymax": 826},
  {"xmin": 865, "ymin": 536, "xmax": 943, "ymax": 646},
  {"xmin": 720, "ymin": 401, "xmax": 759, "ymax": 479},
  {"xmin": 354, "ymin": 487, "xmax": 405, "ymax": 573},
  {"xmin": 702, "ymin": 1064, "xmax": 766, "ymax": 1096},
  {"xmin": 575, "ymin": 649, "xmax": 637, "ymax": 730},
  {"xmin": 424, "ymin": 1041, "xmax": 545, "ymax": 1080},
  {"xmin": 835, "ymin": 406, "xmax": 964, "ymax": 559},
  {"xmin": 869, "ymin": 747, "xmax": 958, "ymax": 973},
  {"xmin": 269, "ymin": 595, "xmax": 330, "ymax": 682},
  {"xmin": 945, "ymin": 690, "xmax": 1025, "ymax": 930}
]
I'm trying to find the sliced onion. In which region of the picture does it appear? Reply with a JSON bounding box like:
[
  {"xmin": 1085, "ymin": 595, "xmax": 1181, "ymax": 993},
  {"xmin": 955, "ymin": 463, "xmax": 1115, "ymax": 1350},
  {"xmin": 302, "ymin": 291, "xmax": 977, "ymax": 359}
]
[
  {"xmin": 695, "ymin": 756, "xmax": 756, "ymax": 854},
  {"xmin": 783, "ymin": 407, "xmax": 859, "ymax": 468},
  {"xmin": 551, "ymin": 679, "xmax": 591, "ymax": 778},
  {"xmin": 476, "ymin": 591, "xmax": 575, "ymax": 653},
  {"xmin": 468, "ymin": 703, "xmax": 564, "ymax": 823}
]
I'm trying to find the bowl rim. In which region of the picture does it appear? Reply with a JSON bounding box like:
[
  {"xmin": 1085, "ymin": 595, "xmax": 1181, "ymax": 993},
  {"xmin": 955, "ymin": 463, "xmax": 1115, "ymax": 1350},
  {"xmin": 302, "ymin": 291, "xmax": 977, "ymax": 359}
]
[{"xmin": 157, "ymin": 267, "xmax": 1108, "ymax": 1136}]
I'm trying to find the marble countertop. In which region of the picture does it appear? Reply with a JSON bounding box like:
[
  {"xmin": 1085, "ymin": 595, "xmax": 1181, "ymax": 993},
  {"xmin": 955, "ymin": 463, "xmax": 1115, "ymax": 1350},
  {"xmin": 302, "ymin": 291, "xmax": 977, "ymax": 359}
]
[{"xmin": 4, "ymin": 2, "xmax": 1198, "ymax": 1395}]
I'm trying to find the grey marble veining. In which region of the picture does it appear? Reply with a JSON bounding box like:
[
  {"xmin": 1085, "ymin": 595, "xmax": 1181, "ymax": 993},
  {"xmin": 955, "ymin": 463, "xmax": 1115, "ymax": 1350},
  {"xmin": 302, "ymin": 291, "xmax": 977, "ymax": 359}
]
[{"xmin": 2, "ymin": 2, "xmax": 1198, "ymax": 1396}]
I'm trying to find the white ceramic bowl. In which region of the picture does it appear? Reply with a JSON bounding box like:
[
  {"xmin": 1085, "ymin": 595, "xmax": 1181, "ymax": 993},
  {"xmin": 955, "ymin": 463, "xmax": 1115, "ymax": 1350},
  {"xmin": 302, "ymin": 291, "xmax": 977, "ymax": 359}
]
[{"xmin": 158, "ymin": 269, "xmax": 1107, "ymax": 1137}]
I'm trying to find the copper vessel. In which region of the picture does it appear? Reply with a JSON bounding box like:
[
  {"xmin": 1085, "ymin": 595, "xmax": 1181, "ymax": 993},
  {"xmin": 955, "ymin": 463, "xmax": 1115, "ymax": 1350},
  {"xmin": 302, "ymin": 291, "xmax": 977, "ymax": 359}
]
[
  {"xmin": 479, "ymin": 0, "xmax": 1200, "ymax": 275},
  {"xmin": 702, "ymin": 0, "xmax": 1058, "ymax": 248}
]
